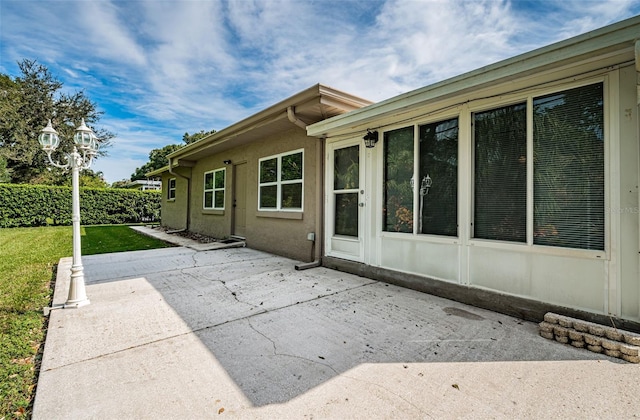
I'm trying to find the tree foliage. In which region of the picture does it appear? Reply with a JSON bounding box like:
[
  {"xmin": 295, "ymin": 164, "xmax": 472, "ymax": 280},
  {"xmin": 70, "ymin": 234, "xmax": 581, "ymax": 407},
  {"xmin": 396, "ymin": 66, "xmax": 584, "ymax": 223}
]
[
  {"xmin": 131, "ymin": 129, "xmax": 216, "ymax": 181},
  {"xmin": 0, "ymin": 59, "xmax": 114, "ymax": 184},
  {"xmin": 131, "ymin": 144, "xmax": 184, "ymax": 180},
  {"xmin": 183, "ymin": 129, "xmax": 215, "ymax": 144}
]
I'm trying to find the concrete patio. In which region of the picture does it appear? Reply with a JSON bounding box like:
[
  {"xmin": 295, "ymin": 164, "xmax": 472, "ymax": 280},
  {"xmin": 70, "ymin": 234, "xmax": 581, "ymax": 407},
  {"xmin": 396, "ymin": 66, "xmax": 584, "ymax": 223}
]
[{"xmin": 33, "ymin": 237, "xmax": 640, "ymax": 418}]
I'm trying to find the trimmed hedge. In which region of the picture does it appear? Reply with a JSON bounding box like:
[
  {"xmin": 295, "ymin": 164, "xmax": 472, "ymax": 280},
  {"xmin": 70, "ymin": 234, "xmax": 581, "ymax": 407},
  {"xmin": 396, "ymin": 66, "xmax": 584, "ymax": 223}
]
[{"xmin": 0, "ymin": 184, "xmax": 161, "ymax": 228}]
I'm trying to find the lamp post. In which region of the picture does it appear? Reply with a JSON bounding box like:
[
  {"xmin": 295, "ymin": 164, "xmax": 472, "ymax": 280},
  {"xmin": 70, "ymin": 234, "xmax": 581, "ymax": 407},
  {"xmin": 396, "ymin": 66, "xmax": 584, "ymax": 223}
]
[{"xmin": 38, "ymin": 118, "xmax": 99, "ymax": 309}]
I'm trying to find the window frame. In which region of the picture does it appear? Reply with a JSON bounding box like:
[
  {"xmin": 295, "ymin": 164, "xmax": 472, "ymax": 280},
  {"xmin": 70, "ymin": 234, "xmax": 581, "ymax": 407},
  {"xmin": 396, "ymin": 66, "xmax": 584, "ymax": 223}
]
[
  {"xmin": 167, "ymin": 178, "xmax": 176, "ymax": 201},
  {"xmin": 467, "ymin": 78, "xmax": 607, "ymax": 256},
  {"xmin": 379, "ymin": 113, "xmax": 461, "ymax": 240},
  {"xmin": 203, "ymin": 168, "xmax": 226, "ymax": 210},
  {"xmin": 374, "ymin": 77, "xmax": 607, "ymax": 258},
  {"xmin": 258, "ymin": 149, "xmax": 304, "ymax": 212}
]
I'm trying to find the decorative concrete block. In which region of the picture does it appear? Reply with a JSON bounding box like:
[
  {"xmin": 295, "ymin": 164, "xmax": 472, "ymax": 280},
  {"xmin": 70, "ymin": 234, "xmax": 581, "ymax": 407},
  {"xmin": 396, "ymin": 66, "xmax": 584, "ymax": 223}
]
[
  {"xmin": 619, "ymin": 344, "xmax": 639, "ymax": 357},
  {"xmin": 539, "ymin": 330, "xmax": 554, "ymax": 340},
  {"xmin": 571, "ymin": 340, "xmax": 585, "ymax": 348},
  {"xmin": 605, "ymin": 328, "xmax": 623, "ymax": 341},
  {"xmin": 622, "ymin": 354, "xmax": 640, "ymax": 364},
  {"xmin": 568, "ymin": 330, "xmax": 583, "ymax": 341},
  {"xmin": 538, "ymin": 322, "xmax": 554, "ymax": 333},
  {"xmin": 604, "ymin": 349, "xmax": 621, "ymax": 358},
  {"xmin": 601, "ymin": 339, "xmax": 620, "ymax": 351},
  {"xmin": 543, "ymin": 313, "xmax": 560, "ymax": 324},
  {"xmin": 555, "ymin": 335, "xmax": 569, "ymax": 344},
  {"xmin": 587, "ymin": 344, "xmax": 603, "ymax": 353},
  {"xmin": 584, "ymin": 334, "xmax": 602, "ymax": 346},
  {"xmin": 553, "ymin": 326, "xmax": 569, "ymax": 337},
  {"xmin": 558, "ymin": 316, "xmax": 573, "ymax": 328},
  {"xmin": 623, "ymin": 332, "xmax": 640, "ymax": 346},
  {"xmin": 588, "ymin": 324, "xmax": 605, "ymax": 337},
  {"xmin": 573, "ymin": 321, "xmax": 589, "ymax": 332}
]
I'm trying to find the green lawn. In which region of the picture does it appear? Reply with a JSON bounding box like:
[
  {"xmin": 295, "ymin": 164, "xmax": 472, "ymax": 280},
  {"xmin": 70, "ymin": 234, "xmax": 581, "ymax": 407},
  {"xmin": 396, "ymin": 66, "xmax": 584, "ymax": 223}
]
[{"xmin": 0, "ymin": 225, "xmax": 172, "ymax": 419}]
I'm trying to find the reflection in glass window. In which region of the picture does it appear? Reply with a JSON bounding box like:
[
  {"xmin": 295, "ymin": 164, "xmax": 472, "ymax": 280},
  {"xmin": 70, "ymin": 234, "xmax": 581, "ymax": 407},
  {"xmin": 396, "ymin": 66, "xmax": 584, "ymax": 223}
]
[
  {"xmin": 419, "ymin": 118, "xmax": 458, "ymax": 236},
  {"xmin": 534, "ymin": 83, "xmax": 604, "ymax": 250},
  {"xmin": 474, "ymin": 103, "xmax": 527, "ymax": 242},
  {"xmin": 204, "ymin": 168, "xmax": 225, "ymax": 210},
  {"xmin": 259, "ymin": 150, "xmax": 303, "ymax": 210},
  {"xmin": 334, "ymin": 145, "xmax": 359, "ymax": 237},
  {"xmin": 383, "ymin": 126, "xmax": 414, "ymax": 233}
]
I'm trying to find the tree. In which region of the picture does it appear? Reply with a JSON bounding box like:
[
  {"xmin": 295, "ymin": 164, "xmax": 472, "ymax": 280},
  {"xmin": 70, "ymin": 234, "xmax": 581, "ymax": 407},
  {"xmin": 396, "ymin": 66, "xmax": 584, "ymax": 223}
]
[
  {"xmin": 130, "ymin": 144, "xmax": 183, "ymax": 181},
  {"xmin": 182, "ymin": 129, "xmax": 215, "ymax": 144},
  {"xmin": 0, "ymin": 59, "xmax": 114, "ymax": 184}
]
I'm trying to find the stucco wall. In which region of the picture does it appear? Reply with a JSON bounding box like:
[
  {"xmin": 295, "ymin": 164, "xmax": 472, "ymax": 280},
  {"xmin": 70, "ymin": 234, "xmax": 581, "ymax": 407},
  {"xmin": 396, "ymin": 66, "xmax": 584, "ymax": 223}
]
[
  {"xmin": 159, "ymin": 169, "xmax": 189, "ymax": 231},
  {"xmin": 187, "ymin": 126, "xmax": 318, "ymax": 262}
]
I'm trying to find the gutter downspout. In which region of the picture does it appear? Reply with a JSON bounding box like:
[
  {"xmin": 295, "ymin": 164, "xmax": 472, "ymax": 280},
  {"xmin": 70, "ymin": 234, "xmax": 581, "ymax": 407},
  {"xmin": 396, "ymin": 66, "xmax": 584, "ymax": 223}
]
[
  {"xmin": 168, "ymin": 157, "xmax": 192, "ymax": 231},
  {"xmin": 288, "ymin": 106, "xmax": 323, "ymax": 270}
]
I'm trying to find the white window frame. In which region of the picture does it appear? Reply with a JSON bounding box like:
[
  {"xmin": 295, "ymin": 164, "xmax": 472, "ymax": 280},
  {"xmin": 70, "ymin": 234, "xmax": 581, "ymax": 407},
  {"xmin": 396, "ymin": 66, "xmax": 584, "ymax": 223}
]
[
  {"xmin": 167, "ymin": 178, "xmax": 176, "ymax": 200},
  {"xmin": 467, "ymin": 77, "xmax": 607, "ymax": 258},
  {"xmin": 203, "ymin": 168, "xmax": 225, "ymax": 210},
  {"xmin": 258, "ymin": 149, "xmax": 304, "ymax": 212}
]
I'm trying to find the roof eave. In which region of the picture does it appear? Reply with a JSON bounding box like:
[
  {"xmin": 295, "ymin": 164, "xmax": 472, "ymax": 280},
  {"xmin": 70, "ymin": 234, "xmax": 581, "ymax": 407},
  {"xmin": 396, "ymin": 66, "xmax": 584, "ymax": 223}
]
[{"xmin": 169, "ymin": 84, "xmax": 372, "ymax": 161}]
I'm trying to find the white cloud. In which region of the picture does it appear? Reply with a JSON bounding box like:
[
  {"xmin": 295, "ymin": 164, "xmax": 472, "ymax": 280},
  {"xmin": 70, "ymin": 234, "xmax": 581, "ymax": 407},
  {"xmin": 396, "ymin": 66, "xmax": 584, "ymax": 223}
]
[{"xmin": 2, "ymin": 0, "xmax": 640, "ymax": 184}]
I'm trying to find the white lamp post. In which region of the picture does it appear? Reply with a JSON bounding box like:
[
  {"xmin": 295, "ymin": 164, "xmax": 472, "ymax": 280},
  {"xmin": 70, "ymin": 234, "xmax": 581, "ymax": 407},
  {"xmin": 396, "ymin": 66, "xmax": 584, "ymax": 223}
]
[{"xmin": 39, "ymin": 118, "xmax": 99, "ymax": 309}]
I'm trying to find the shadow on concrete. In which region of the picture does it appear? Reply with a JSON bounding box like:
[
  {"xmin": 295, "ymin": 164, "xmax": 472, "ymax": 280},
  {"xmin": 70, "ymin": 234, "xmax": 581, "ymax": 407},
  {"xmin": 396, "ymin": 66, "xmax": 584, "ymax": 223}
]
[{"xmin": 78, "ymin": 246, "xmax": 618, "ymax": 407}]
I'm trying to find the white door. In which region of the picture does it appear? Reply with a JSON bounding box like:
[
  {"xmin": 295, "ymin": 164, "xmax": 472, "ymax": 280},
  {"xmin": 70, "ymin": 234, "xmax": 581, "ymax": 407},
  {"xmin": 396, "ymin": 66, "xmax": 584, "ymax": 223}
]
[{"xmin": 326, "ymin": 140, "xmax": 364, "ymax": 262}]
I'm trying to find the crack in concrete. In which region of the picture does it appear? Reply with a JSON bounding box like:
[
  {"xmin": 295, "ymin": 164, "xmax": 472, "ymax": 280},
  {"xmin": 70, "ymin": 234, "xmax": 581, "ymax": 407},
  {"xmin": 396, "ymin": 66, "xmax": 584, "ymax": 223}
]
[
  {"xmin": 246, "ymin": 317, "xmax": 339, "ymax": 375},
  {"xmin": 45, "ymin": 279, "xmax": 378, "ymax": 373}
]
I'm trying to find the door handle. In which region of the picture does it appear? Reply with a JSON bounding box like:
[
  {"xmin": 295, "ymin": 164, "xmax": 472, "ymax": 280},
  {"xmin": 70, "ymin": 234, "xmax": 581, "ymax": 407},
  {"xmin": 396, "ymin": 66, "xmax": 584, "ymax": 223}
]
[{"xmin": 359, "ymin": 203, "xmax": 365, "ymax": 207}]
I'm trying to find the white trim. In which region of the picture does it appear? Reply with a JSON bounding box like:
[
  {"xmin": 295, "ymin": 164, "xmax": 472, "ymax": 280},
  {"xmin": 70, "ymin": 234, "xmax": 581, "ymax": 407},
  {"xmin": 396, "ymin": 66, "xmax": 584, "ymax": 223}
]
[
  {"xmin": 258, "ymin": 149, "xmax": 304, "ymax": 212},
  {"xmin": 203, "ymin": 168, "xmax": 225, "ymax": 210}
]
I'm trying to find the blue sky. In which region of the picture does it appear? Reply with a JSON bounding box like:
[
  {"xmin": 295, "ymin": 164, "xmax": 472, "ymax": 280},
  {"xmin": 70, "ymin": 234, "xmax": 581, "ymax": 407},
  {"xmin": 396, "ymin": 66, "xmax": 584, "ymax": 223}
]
[{"xmin": 2, "ymin": 0, "xmax": 639, "ymax": 184}]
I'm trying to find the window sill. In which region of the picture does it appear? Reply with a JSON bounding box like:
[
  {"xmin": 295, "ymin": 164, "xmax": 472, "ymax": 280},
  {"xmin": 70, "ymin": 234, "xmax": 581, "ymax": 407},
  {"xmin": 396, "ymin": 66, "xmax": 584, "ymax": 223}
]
[
  {"xmin": 202, "ymin": 209, "xmax": 224, "ymax": 216},
  {"xmin": 167, "ymin": 198, "xmax": 176, "ymax": 203},
  {"xmin": 468, "ymin": 238, "xmax": 607, "ymax": 260},
  {"xmin": 256, "ymin": 210, "xmax": 303, "ymax": 220}
]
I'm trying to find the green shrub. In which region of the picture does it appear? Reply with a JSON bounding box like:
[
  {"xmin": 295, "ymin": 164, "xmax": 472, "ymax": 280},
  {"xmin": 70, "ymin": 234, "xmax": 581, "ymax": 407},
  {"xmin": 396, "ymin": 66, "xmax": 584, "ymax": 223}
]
[{"xmin": 0, "ymin": 184, "xmax": 161, "ymax": 228}]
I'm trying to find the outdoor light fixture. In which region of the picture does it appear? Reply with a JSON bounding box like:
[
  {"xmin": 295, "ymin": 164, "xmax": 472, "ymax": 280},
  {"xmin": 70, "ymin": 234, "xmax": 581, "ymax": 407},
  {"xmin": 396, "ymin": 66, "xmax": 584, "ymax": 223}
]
[
  {"xmin": 223, "ymin": 159, "xmax": 232, "ymax": 165},
  {"xmin": 39, "ymin": 118, "xmax": 99, "ymax": 311},
  {"xmin": 363, "ymin": 129, "xmax": 379, "ymax": 148}
]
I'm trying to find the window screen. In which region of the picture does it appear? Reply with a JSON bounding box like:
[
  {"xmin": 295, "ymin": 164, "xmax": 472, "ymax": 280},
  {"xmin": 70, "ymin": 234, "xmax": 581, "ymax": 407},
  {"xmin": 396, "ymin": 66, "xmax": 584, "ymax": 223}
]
[
  {"xmin": 383, "ymin": 126, "xmax": 414, "ymax": 233},
  {"xmin": 419, "ymin": 118, "xmax": 458, "ymax": 236},
  {"xmin": 533, "ymin": 83, "xmax": 604, "ymax": 250},
  {"xmin": 474, "ymin": 103, "xmax": 527, "ymax": 242}
]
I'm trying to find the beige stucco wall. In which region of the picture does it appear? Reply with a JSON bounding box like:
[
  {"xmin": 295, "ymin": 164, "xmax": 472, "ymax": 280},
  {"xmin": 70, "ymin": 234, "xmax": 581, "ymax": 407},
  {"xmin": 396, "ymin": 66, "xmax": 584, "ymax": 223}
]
[
  {"xmin": 187, "ymin": 126, "xmax": 319, "ymax": 262},
  {"xmin": 159, "ymin": 169, "xmax": 190, "ymax": 231}
]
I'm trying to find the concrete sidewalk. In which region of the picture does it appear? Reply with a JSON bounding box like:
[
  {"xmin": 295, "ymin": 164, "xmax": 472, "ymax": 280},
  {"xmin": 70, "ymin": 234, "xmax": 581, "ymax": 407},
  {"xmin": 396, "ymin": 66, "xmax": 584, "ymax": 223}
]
[{"xmin": 33, "ymin": 241, "xmax": 640, "ymax": 418}]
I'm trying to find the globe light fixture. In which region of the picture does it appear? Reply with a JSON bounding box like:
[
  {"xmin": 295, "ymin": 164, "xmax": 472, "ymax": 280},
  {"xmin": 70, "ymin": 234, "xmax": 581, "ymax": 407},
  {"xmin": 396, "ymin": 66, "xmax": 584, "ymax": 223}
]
[{"xmin": 39, "ymin": 118, "xmax": 99, "ymax": 310}]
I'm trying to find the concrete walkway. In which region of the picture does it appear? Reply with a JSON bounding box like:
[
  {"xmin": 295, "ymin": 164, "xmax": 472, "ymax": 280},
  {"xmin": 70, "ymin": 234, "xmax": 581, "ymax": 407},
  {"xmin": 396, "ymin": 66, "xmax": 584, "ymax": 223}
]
[{"xmin": 33, "ymin": 232, "xmax": 640, "ymax": 418}]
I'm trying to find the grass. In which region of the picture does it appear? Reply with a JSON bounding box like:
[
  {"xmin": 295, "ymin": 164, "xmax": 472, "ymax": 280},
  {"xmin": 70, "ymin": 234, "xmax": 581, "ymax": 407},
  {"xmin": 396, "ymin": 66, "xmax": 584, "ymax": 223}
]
[{"xmin": 0, "ymin": 225, "xmax": 172, "ymax": 419}]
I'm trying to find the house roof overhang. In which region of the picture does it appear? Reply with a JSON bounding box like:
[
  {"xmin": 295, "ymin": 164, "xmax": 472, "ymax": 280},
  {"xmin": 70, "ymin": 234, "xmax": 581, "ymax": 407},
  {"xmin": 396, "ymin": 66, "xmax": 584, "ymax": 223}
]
[
  {"xmin": 307, "ymin": 15, "xmax": 640, "ymax": 139},
  {"xmin": 162, "ymin": 84, "xmax": 372, "ymax": 170}
]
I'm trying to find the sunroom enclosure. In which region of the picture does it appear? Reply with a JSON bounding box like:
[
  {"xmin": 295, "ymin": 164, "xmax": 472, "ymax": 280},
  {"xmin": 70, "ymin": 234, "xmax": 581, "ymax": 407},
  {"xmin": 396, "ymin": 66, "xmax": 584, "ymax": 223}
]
[{"xmin": 313, "ymin": 19, "xmax": 640, "ymax": 326}]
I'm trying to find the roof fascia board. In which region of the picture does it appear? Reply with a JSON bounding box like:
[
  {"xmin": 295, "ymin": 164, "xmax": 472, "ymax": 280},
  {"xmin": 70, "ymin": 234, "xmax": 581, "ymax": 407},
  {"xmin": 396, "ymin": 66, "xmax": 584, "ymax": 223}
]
[
  {"xmin": 146, "ymin": 165, "xmax": 169, "ymax": 177},
  {"xmin": 169, "ymin": 84, "xmax": 372, "ymax": 161},
  {"xmin": 308, "ymin": 15, "xmax": 640, "ymax": 136}
]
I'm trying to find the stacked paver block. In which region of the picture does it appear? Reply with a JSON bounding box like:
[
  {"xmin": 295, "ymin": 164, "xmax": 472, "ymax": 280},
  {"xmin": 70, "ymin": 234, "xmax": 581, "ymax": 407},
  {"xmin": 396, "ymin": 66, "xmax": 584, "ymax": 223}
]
[{"xmin": 539, "ymin": 312, "xmax": 640, "ymax": 363}]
